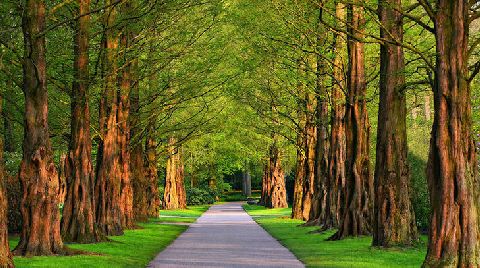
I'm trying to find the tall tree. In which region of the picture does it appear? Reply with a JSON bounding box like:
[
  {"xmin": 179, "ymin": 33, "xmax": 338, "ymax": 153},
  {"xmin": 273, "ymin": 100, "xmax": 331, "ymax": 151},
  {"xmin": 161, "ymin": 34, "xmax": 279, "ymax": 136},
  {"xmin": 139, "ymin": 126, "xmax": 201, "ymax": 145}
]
[
  {"xmin": 301, "ymin": 90, "xmax": 317, "ymax": 221},
  {"xmin": 117, "ymin": 10, "xmax": 134, "ymax": 228},
  {"xmin": 14, "ymin": 0, "xmax": 65, "ymax": 256},
  {"xmin": 330, "ymin": 0, "xmax": 373, "ymax": 240},
  {"xmin": 95, "ymin": 0, "xmax": 123, "ymax": 236},
  {"xmin": 324, "ymin": 1, "xmax": 347, "ymax": 231},
  {"xmin": 0, "ymin": 94, "xmax": 13, "ymax": 267},
  {"xmin": 163, "ymin": 137, "xmax": 187, "ymax": 210},
  {"xmin": 372, "ymin": 0, "xmax": 417, "ymax": 247},
  {"xmin": 61, "ymin": 0, "xmax": 103, "ymax": 243},
  {"xmin": 424, "ymin": 1, "xmax": 479, "ymax": 266}
]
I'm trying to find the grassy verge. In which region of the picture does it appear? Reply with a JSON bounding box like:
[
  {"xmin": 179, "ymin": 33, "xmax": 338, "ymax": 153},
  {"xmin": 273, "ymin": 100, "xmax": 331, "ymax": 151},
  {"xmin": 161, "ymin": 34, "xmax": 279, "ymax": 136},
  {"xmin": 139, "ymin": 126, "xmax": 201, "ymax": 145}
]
[
  {"xmin": 243, "ymin": 204, "xmax": 427, "ymax": 268},
  {"xmin": 9, "ymin": 205, "xmax": 209, "ymax": 268},
  {"xmin": 220, "ymin": 190, "xmax": 261, "ymax": 202}
]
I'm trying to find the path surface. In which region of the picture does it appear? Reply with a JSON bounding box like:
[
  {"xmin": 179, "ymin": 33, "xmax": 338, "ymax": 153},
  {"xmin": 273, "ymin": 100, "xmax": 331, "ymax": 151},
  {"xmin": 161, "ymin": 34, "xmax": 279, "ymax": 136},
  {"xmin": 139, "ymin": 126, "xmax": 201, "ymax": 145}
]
[{"xmin": 148, "ymin": 202, "xmax": 304, "ymax": 268}]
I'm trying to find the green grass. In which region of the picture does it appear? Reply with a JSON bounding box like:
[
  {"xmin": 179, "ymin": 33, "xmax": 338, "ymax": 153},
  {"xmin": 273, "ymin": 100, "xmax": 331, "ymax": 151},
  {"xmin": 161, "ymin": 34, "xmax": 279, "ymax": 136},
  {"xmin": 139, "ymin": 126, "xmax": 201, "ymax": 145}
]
[
  {"xmin": 9, "ymin": 205, "xmax": 209, "ymax": 268},
  {"xmin": 243, "ymin": 204, "xmax": 427, "ymax": 268},
  {"xmin": 220, "ymin": 190, "xmax": 261, "ymax": 202}
]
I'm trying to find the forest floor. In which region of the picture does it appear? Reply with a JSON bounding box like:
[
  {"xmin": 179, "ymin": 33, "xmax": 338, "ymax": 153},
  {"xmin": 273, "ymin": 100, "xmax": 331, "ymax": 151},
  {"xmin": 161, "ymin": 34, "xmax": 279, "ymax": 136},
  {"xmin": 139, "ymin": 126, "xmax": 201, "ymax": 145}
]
[
  {"xmin": 243, "ymin": 204, "xmax": 427, "ymax": 268},
  {"xmin": 148, "ymin": 202, "xmax": 303, "ymax": 267},
  {"xmin": 8, "ymin": 205, "xmax": 210, "ymax": 268}
]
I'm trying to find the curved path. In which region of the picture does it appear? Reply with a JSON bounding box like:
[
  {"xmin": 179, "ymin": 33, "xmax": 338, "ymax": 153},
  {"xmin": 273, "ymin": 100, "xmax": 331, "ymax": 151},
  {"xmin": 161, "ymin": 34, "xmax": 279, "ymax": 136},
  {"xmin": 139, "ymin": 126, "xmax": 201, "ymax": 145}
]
[{"xmin": 148, "ymin": 202, "xmax": 304, "ymax": 268}]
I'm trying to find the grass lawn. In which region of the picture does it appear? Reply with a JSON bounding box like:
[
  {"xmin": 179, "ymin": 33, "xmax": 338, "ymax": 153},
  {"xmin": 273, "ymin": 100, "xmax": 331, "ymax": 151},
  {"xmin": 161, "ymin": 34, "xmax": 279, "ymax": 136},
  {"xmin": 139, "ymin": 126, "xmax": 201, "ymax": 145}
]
[
  {"xmin": 9, "ymin": 205, "xmax": 209, "ymax": 268},
  {"xmin": 220, "ymin": 190, "xmax": 261, "ymax": 202},
  {"xmin": 244, "ymin": 204, "xmax": 427, "ymax": 268}
]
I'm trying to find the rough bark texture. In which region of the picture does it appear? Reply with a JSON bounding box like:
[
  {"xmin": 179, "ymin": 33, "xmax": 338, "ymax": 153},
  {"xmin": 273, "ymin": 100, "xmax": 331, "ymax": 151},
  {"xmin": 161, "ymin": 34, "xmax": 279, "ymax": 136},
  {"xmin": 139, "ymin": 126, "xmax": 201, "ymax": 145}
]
[
  {"xmin": 264, "ymin": 143, "xmax": 288, "ymax": 209},
  {"xmin": 373, "ymin": 0, "xmax": 417, "ymax": 247},
  {"xmin": 330, "ymin": 1, "xmax": 373, "ymax": 240},
  {"xmin": 95, "ymin": 1, "xmax": 123, "ymax": 236},
  {"xmin": 131, "ymin": 70, "xmax": 148, "ymax": 222},
  {"xmin": 163, "ymin": 137, "xmax": 187, "ymax": 210},
  {"xmin": 292, "ymin": 64, "xmax": 307, "ymax": 219},
  {"xmin": 61, "ymin": 0, "xmax": 103, "ymax": 244},
  {"xmin": 301, "ymin": 91, "xmax": 317, "ymax": 221},
  {"xmin": 0, "ymin": 93, "xmax": 14, "ymax": 267},
  {"xmin": 423, "ymin": 1, "xmax": 480, "ymax": 266},
  {"xmin": 118, "ymin": 27, "xmax": 134, "ymax": 229},
  {"xmin": 325, "ymin": 1, "xmax": 347, "ymax": 231},
  {"xmin": 14, "ymin": 0, "xmax": 65, "ymax": 256},
  {"xmin": 145, "ymin": 124, "xmax": 160, "ymax": 218}
]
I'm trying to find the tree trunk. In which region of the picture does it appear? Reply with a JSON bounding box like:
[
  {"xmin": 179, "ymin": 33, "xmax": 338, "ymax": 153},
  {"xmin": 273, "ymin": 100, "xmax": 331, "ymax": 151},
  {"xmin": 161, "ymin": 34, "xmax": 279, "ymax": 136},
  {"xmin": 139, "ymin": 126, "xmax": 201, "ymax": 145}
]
[
  {"xmin": 423, "ymin": 1, "xmax": 479, "ymax": 266},
  {"xmin": 301, "ymin": 91, "xmax": 317, "ymax": 221},
  {"xmin": 14, "ymin": 0, "xmax": 65, "ymax": 256},
  {"xmin": 265, "ymin": 142, "xmax": 288, "ymax": 209},
  {"xmin": 292, "ymin": 135, "xmax": 306, "ymax": 219},
  {"xmin": 292, "ymin": 62, "xmax": 307, "ymax": 219},
  {"xmin": 61, "ymin": 0, "xmax": 103, "ymax": 244},
  {"xmin": 145, "ymin": 123, "xmax": 160, "ymax": 218},
  {"xmin": 0, "ymin": 92, "xmax": 14, "ymax": 267},
  {"xmin": 163, "ymin": 137, "xmax": 186, "ymax": 210},
  {"xmin": 323, "ymin": 1, "xmax": 347, "ymax": 231},
  {"xmin": 242, "ymin": 168, "xmax": 252, "ymax": 197},
  {"xmin": 117, "ymin": 25, "xmax": 134, "ymax": 229},
  {"xmin": 330, "ymin": 1, "xmax": 373, "ymax": 240},
  {"xmin": 372, "ymin": 0, "xmax": 417, "ymax": 247},
  {"xmin": 95, "ymin": 0, "xmax": 123, "ymax": 236},
  {"xmin": 259, "ymin": 163, "xmax": 271, "ymax": 206}
]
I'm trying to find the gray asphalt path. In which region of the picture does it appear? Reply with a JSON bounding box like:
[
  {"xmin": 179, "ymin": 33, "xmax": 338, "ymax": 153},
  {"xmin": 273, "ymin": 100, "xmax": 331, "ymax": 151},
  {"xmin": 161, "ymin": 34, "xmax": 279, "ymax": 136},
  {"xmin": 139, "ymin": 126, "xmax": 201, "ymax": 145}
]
[{"xmin": 148, "ymin": 202, "xmax": 304, "ymax": 268}]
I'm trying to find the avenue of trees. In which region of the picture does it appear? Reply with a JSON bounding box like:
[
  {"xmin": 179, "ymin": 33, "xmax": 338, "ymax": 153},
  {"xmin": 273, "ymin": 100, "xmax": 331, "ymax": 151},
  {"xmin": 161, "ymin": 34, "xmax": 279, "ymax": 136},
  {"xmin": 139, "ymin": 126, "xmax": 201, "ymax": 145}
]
[{"xmin": 0, "ymin": 0, "xmax": 479, "ymax": 267}]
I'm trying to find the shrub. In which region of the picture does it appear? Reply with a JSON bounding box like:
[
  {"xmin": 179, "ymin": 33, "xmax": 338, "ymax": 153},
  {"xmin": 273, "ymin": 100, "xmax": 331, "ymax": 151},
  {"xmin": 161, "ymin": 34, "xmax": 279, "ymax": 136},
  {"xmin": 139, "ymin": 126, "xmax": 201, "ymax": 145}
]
[{"xmin": 186, "ymin": 187, "xmax": 216, "ymax": 206}]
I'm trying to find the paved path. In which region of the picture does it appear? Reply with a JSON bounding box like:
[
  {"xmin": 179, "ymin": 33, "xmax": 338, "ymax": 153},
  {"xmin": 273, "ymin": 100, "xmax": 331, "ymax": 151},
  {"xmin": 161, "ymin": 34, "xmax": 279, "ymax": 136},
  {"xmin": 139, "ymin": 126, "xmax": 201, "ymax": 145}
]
[{"xmin": 148, "ymin": 202, "xmax": 304, "ymax": 268}]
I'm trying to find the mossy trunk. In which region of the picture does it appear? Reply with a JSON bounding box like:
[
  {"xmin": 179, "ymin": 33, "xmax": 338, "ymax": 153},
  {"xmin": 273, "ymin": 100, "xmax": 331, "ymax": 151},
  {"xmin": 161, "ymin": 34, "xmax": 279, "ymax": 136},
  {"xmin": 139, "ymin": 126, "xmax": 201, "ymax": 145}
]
[
  {"xmin": 145, "ymin": 124, "xmax": 160, "ymax": 218},
  {"xmin": 423, "ymin": 1, "xmax": 480, "ymax": 266},
  {"xmin": 14, "ymin": 0, "xmax": 65, "ymax": 256},
  {"xmin": 330, "ymin": 1, "xmax": 372, "ymax": 240},
  {"xmin": 373, "ymin": 0, "xmax": 417, "ymax": 247},
  {"xmin": 302, "ymin": 91, "xmax": 317, "ymax": 221}
]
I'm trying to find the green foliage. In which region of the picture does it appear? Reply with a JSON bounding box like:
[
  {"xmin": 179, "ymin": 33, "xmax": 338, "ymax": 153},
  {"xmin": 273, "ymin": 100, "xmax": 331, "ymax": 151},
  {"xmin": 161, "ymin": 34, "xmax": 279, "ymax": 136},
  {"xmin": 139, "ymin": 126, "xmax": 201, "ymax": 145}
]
[
  {"xmin": 186, "ymin": 187, "xmax": 216, "ymax": 206},
  {"xmin": 244, "ymin": 205, "xmax": 427, "ymax": 268}
]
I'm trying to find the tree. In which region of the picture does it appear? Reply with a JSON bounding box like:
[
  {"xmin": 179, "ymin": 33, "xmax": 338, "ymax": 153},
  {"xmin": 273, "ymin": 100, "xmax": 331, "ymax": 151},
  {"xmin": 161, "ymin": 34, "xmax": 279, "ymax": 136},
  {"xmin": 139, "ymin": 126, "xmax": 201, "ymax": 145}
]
[
  {"xmin": 0, "ymin": 94, "xmax": 14, "ymax": 267},
  {"xmin": 424, "ymin": 1, "xmax": 480, "ymax": 266},
  {"xmin": 372, "ymin": 0, "xmax": 417, "ymax": 247},
  {"xmin": 95, "ymin": 0, "xmax": 123, "ymax": 236},
  {"xmin": 61, "ymin": 0, "xmax": 103, "ymax": 243},
  {"xmin": 324, "ymin": 0, "xmax": 347, "ymax": 231},
  {"xmin": 330, "ymin": 0, "xmax": 373, "ymax": 240},
  {"xmin": 262, "ymin": 140, "xmax": 288, "ymax": 209},
  {"xmin": 144, "ymin": 122, "xmax": 160, "ymax": 218},
  {"xmin": 14, "ymin": 0, "xmax": 65, "ymax": 256},
  {"xmin": 163, "ymin": 137, "xmax": 187, "ymax": 210}
]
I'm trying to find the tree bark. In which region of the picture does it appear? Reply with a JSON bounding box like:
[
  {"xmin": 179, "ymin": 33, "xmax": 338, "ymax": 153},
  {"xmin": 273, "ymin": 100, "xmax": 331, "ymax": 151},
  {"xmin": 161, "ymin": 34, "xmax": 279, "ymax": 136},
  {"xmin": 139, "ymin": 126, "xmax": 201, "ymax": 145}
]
[
  {"xmin": 144, "ymin": 123, "xmax": 160, "ymax": 218},
  {"xmin": 330, "ymin": 1, "xmax": 373, "ymax": 240},
  {"xmin": 14, "ymin": 0, "xmax": 65, "ymax": 256},
  {"xmin": 265, "ymin": 142, "xmax": 288, "ymax": 209},
  {"xmin": 117, "ymin": 22, "xmax": 134, "ymax": 229},
  {"xmin": 163, "ymin": 137, "xmax": 186, "ymax": 210},
  {"xmin": 301, "ymin": 91, "xmax": 317, "ymax": 221},
  {"xmin": 61, "ymin": 0, "xmax": 103, "ymax": 244},
  {"xmin": 372, "ymin": 0, "xmax": 417, "ymax": 247},
  {"xmin": 323, "ymin": 1, "xmax": 347, "ymax": 231},
  {"xmin": 95, "ymin": 0, "xmax": 123, "ymax": 236},
  {"xmin": 423, "ymin": 1, "xmax": 480, "ymax": 266},
  {"xmin": 0, "ymin": 91, "xmax": 14, "ymax": 267}
]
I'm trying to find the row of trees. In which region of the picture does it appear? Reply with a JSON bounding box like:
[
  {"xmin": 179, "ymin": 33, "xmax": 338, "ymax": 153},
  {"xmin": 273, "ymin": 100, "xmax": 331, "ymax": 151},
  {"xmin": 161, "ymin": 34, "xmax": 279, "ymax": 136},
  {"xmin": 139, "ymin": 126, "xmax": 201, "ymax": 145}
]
[
  {"xmin": 0, "ymin": 0, "xmax": 227, "ymax": 265},
  {"xmin": 249, "ymin": 0, "xmax": 479, "ymax": 266}
]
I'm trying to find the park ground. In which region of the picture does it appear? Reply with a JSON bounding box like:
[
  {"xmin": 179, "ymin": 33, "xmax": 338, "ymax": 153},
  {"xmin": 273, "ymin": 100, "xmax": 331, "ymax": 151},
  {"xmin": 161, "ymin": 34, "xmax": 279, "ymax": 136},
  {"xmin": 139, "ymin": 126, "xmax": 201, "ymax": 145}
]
[{"xmin": 8, "ymin": 201, "xmax": 427, "ymax": 267}]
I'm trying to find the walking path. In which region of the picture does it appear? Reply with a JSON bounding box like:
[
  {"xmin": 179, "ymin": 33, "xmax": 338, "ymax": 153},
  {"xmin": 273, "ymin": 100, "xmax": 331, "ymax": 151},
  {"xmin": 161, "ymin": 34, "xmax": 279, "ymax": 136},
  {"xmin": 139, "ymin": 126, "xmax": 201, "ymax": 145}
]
[{"xmin": 148, "ymin": 202, "xmax": 304, "ymax": 268}]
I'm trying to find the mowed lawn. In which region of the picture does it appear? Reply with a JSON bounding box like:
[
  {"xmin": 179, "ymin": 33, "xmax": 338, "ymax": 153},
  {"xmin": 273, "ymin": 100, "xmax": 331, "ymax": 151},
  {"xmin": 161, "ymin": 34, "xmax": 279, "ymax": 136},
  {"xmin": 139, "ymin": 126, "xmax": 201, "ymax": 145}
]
[
  {"xmin": 244, "ymin": 204, "xmax": 427, "ymax": 268},
  {"xmin": 9, "ymin": 205, "xmax": 209, "ymax": 268}
]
